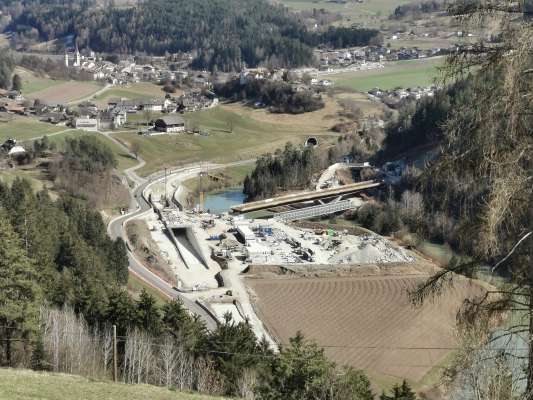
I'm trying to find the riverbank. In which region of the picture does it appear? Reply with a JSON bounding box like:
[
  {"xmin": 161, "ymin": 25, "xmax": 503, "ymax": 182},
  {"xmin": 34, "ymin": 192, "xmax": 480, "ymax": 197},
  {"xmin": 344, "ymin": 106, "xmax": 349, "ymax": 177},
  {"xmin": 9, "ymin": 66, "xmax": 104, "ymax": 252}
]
[{"xmin": 182, "ymin": 164, "xmax": 252, "ymax": 209}]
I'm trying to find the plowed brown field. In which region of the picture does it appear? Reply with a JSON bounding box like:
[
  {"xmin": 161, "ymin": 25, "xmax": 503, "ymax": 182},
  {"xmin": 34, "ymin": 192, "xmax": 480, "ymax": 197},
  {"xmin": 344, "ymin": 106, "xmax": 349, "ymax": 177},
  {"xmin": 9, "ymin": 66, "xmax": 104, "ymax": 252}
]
[
  {"xmin": 247, "ymin": 275, "xmax": 485, "ymax": 383},
  {"xmin": 28, "ymin": 81, "xmax": 101, "ymax": 104}
]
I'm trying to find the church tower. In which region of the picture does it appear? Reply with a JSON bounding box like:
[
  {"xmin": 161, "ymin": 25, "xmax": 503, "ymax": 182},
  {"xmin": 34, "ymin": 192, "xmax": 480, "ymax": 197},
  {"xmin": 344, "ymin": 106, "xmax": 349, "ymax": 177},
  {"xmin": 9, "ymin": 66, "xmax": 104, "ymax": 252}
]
[{"xmin": 74, "ymin": 45, "xmax": 81, "ymax": 67}]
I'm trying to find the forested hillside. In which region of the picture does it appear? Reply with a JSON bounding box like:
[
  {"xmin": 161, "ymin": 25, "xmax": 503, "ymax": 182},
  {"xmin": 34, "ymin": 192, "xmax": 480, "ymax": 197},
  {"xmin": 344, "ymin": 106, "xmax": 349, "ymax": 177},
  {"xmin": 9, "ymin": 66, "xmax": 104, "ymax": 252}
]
[
  {"xmin": 377, "ymin": 76, "xmax": 474, "ymax": 160},
  {"xmin": 3, "ymin": 0, "xmax": 381, "ymax": 71},
  {"xmin": 215, "ymin": 78, "xmax": 324, "ymax": 114}
]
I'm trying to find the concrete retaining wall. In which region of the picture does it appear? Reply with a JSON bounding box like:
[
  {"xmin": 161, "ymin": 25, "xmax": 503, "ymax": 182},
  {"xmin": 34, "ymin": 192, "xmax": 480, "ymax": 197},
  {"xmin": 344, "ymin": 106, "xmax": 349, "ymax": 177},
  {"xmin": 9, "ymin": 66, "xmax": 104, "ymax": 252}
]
[{"xmin": 185, "ymin": 227, "xmax": 211, "ymax": 269}]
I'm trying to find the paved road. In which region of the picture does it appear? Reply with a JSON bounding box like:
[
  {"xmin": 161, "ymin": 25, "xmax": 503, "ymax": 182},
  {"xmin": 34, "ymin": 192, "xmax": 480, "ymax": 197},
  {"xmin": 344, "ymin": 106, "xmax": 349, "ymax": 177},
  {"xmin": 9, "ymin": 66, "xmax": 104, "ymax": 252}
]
[
  {"xmin": 104, "ymin": 130, "xmax": 254, "ymax": 330},
  {"xmin": 108, "ymin": 166, "xmax": 222, "ymax": 330}
]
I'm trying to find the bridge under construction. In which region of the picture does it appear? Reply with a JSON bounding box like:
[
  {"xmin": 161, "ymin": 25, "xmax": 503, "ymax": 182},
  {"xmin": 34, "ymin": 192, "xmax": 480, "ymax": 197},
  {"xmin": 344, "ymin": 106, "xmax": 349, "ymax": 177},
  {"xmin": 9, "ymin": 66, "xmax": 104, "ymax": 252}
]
[{"xmin": 230, "ymin": 180, "xmax": 381, "ymax": 214}]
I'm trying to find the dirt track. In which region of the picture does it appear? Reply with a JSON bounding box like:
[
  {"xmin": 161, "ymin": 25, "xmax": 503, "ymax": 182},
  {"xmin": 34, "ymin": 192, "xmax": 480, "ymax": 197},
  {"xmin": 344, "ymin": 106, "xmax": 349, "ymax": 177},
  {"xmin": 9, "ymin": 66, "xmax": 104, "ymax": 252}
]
[{"xmin": 247, "ymin": 274, "xmax": 485, "ymax": 383}]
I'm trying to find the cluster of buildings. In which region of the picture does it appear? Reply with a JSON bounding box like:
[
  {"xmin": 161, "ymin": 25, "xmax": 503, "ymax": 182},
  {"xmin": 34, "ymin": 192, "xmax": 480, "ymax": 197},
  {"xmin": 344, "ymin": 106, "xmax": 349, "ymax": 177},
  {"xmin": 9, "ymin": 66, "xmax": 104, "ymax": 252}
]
[
  {"xmin": 72, "ymin": 89, "xmax": 217, "ymax": 133},
  {"xmin": 368, "ymin": 85, "xmax": 438, "ymax": 107},
  {"xmin": 0, "ymin": 88, "xmax": 25, "ymax": 114},
  {"xmin": 65, "ymin": 47, "xmax": 195, "ymax": 85},
  {"xmin": 317, "ymin": 45, "xmax": 444, "ymax": 69}
]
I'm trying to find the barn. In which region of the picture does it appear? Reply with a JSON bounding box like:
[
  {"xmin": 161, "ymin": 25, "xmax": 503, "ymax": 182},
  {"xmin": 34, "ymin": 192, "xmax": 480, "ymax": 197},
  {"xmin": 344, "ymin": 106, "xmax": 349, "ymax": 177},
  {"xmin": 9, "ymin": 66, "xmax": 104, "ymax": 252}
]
[{"xmin": 154, "ymin": 116, "xmax": 185, "ymax": 133}]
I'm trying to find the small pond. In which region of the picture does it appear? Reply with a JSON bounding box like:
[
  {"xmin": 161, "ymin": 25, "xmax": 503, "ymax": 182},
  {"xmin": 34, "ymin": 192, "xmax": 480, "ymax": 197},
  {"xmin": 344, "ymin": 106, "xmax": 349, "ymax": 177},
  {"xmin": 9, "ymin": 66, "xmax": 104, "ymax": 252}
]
[{"xmin": 203, "ymin": 187, "xmax": 245, "ymax": 214}]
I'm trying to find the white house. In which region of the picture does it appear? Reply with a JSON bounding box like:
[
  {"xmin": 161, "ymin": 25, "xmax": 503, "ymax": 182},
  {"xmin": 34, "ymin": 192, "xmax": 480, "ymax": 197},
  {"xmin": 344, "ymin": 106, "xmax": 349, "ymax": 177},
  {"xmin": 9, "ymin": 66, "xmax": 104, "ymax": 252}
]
[
  {"xmin": 8, "ymin": 145, "xmax": 26, "ymax": 156},
  {"xmin": 75, "ymin": 117, "xmax": 99, "ymax": 132}
]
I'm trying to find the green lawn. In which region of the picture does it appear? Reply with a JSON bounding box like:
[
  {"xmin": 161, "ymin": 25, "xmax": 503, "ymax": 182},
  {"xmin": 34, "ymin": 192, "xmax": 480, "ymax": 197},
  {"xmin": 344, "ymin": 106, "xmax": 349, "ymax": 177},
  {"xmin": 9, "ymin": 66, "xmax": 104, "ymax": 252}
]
[
  {"xmin": 280, "ymin": 0, "xmax": 413, "ymax": 25},
  {"xmin": 15, "ymin": 67, "xmax": 67, "ymax": 94},
  {"xmin": 0, "ymin": 167, "xmax": 54, "ymax": 193},
  {"xmin": 183, "ymin": 163, "xmax": 254, "ymax": 194},
  {"xmin": 127, "ymin": 272, "xmax": 170, "ymax": 305},
  {"xmin": 329, "ymin": 57, "xmax": 445, "ymax": 91},
  {"xmin": 0, "ymin": 117, "xmax": 67, "ymax": 142},
  {"xmin": 0, "ymin": 369, "xmax": 226, "ymax": 400},
  {"xmin": 93, "ymin": 83, "xmax": 168, "ymax": 107},
  {"xmin": 113, "ymin": 105, "xmax": 337, "ymax": 176},
  {"xmin": 22, "ymin": 76, "xmax": 68, "ymax": 94}
]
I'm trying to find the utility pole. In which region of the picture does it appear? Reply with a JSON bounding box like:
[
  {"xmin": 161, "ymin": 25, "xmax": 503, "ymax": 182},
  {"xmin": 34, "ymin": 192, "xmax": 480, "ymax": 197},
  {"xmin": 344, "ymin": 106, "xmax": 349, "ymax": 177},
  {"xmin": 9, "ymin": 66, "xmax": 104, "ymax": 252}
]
[
  {"xmin": 164, "ymin": 167, "xmax": 168, "ymax": 207},
  {"xmin": 199, "ymin": 163, "xmax": 206, "ymax": 212},
  {"xmin": 112, "ymin": 325, "xmax": 117, "ymax": 382}
]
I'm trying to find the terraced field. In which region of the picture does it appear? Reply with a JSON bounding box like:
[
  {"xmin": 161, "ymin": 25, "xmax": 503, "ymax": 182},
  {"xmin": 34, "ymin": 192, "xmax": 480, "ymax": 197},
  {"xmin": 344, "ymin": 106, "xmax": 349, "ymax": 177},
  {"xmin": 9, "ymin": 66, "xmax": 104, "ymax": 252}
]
[{"xmin": 247, "ymin": 274, "xmax": 486, "ymax": 387}]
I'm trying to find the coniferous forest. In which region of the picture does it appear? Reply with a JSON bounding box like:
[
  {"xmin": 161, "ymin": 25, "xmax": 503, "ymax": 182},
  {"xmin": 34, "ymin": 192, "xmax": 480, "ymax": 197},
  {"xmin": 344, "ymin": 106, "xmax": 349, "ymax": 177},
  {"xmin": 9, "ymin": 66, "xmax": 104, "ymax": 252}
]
[{"xmin": 3, "ymin": 0, "xmax": 381, "ymax": 71}]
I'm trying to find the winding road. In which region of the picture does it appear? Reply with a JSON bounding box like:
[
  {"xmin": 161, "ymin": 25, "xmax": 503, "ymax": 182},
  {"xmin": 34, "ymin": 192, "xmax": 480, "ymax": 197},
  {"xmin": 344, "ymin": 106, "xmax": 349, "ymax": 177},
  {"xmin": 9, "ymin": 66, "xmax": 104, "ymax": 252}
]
[{"xmin": 104, "ymin": 130, "xmax": 254, "ymax": 331}]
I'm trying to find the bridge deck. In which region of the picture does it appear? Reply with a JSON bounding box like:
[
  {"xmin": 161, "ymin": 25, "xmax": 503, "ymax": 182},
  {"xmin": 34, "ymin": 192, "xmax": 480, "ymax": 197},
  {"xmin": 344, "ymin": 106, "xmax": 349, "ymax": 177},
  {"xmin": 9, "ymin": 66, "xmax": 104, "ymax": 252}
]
[{"xmin": 231, "ymin": 180, "xmax": 380, "ymax": 213}]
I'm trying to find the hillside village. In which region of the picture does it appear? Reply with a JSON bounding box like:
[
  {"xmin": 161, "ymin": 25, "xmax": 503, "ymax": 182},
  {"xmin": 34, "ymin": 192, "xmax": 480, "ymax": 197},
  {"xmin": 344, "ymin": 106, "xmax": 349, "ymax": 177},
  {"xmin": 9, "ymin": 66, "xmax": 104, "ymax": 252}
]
[{"xmin": 0, "ymin": 41, "xmax": 446, "ymax": 144}]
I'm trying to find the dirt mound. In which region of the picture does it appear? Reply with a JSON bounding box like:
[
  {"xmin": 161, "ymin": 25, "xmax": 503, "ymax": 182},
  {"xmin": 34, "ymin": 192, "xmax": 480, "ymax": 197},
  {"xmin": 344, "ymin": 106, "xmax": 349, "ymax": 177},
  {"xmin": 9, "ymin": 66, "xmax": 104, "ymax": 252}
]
[
  {"xmin": 245, "ymin": 261, "xmax": 438, "ymax": 279},
  {"xmin": 246, "ymin": 274, "xmax": 486, "ymax": 384}
]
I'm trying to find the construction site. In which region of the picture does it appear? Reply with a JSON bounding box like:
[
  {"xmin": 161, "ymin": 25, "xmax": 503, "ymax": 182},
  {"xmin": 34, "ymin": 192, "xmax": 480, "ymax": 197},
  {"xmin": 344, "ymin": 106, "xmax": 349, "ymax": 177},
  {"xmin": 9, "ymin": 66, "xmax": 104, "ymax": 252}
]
[{"xmin": 124, "ymin": 162, "xmax": 486, "ymax": 387}]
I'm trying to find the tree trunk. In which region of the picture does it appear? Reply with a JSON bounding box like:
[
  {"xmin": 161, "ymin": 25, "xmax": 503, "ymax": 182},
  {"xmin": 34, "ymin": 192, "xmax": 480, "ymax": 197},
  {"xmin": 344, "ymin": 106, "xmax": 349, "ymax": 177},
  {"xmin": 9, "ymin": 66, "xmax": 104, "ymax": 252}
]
[{"xmin": 527, "ymin": 283, "xmax": 533, "ymax": 399}]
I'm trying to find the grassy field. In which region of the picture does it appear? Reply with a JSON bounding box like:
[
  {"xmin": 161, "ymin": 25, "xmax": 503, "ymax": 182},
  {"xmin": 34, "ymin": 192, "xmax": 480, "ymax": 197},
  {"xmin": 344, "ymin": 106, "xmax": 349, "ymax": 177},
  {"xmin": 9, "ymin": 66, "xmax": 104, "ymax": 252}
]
[
  {"xmin": 0, "ymin": 167, "xmax": 54, "ymax": 194},
  {"xmin": 0, "ymin": 369, "xmax": 226, "ymax": 400},
  {"xmin": 112, "ymin": 99, "xmax": 353, "ymax": 176},
  {"xmin": 183, "ymin": 163, "xmax": 254, "ymax": 194},
  {"xmin": 127, "ymin": 272, "xmax": 170, "ymax": 305},
  {"xmin": 329, "ymin": 57, "xmax": 445, "ymax": 91},
  {"xmin": 0, "ymin": 118, "xmax": 136, "ymax": 170},
  {"xmin": 92, "ymin": 83, "xmax": 173, "ymax": 107},
  {"xmin": 15, "ymin": 67, "xmax": 67, "ymax": 94},
  {"xmin": 280, "ymin": 0, "xmax": 413, "ymax": 26},
  {"xmin": 16, "ymin": 66, "xmax": 103, "ymax": 103},
  {"xmin": 22, "ymin": 78, "xmax": 66, "ymax": 94},
  {"xmin": 29, "ymin": 81, "xmax": 103, "ymax": 104},
  {"xmin": 0, "ymin": 116, "xmax": 68, "ymax": 142}
]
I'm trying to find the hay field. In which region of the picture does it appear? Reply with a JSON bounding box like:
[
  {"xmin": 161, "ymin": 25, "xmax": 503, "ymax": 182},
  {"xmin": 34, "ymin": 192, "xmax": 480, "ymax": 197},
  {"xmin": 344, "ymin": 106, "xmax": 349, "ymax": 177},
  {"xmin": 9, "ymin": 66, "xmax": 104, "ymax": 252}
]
[
  {"xmin": 247, "ymin": 273, "xmax": 485, "ymax": 387},
  {"xmin": 0, "ymin": 115, "xmax": 67, "ymax": 142},
  {"xmin": 92, "ymin": 83, "xmax": 177, "ymax": 107},
  {"xmin": 280, "ymin": 0, "xmax": 413, "ymax": 26},
  {"xmin": 112, "ymin": 97, "xmax": 364, "ymax": 176},
  {"xmin": 15, "ymin": 67, "xmax": 67, "ymax": 94},
  {"xmin": 27, "ymin": 80, "xmax": 103, "ymax": 104},
  {"xmin": 329, "ymin": 57, "xmax": 445, "ymax": 92}
]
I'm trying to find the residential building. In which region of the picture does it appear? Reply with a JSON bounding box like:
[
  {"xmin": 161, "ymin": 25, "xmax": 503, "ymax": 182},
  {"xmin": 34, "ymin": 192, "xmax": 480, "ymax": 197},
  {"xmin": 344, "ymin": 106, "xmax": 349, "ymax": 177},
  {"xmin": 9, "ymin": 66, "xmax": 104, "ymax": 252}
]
[
  {"xmin": 75, "ymin": 117, "xmax": 99, "ymax": 132},
  {"xmin": 154, "ymin": 116, "xmax": 185, "ymax": 133}
]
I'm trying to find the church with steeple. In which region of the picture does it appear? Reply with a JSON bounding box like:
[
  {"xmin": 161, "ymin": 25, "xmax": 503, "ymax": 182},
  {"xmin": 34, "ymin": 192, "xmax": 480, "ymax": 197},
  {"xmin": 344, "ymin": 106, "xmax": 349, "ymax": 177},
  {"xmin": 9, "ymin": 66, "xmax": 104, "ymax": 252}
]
[{"xmin": 64, "ymin": 45, "xmax": 81, "ymax": 68}]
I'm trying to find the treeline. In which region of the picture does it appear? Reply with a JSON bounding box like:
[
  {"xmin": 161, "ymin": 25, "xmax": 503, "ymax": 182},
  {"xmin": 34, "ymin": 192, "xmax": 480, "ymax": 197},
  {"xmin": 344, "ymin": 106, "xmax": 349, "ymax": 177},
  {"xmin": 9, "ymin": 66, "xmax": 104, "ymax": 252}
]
[
  {"xmin": 0, "ymin": 53, "xmax": 15, "ymax": 89},
  {"xmin": 390, "ymin": 0, "xmax": 445, "ymax": 19},
  {"xmin": 361, "ymin": 68, "xmax": 516, "ymax": 258},
  {"xmin": 319, "ymin": 26, "xmax": 382, "ymax": 48},
  {"xmin": 4, "ymin": 0, "xmax": 381, "ymax": 71},
  {"xmin": 50, "ymin": 136, "xmax": 124, "ymax": 208},
  {"xmin": 0, "ymin": 178, "xmax": 129, "ymax": 357},
  {"xmin": 243, "ymin": 143, "xmax": 324, "ymax": 200},
  {"xmin": 33, "ymin": 304, "xmax": 382, "ymax": 399},
  {"xmin": 18, "ymin": 54, "xmax": 92, "ymax": 80},
  {"xmin": 215, "ymin": 78, "xmax": 324, "ymax": 114},
  {"xmin": 377, "ymin": 77, "xmax": 472, "ymax": 161}
]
